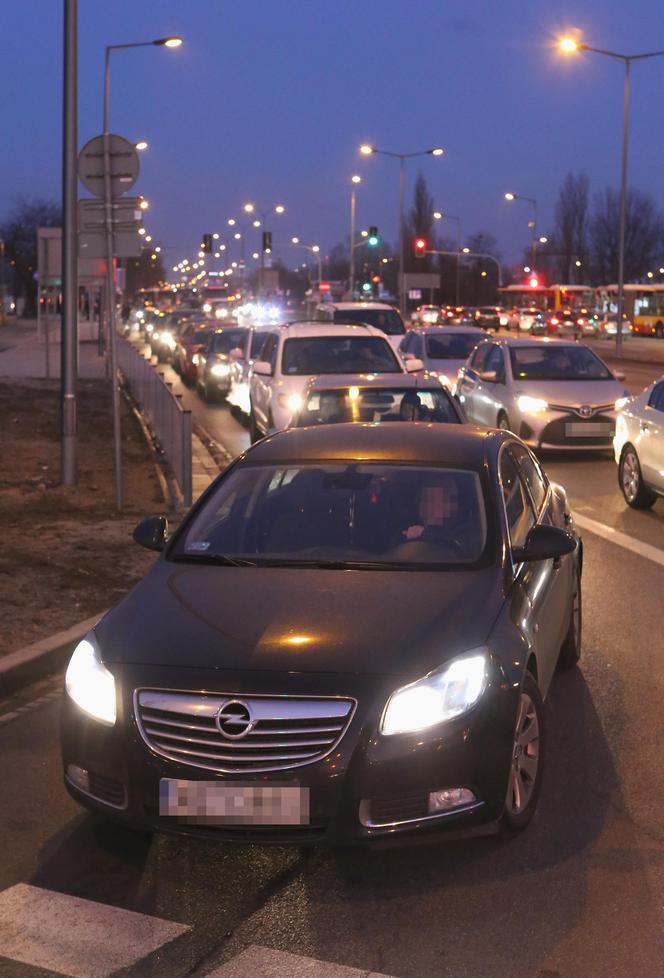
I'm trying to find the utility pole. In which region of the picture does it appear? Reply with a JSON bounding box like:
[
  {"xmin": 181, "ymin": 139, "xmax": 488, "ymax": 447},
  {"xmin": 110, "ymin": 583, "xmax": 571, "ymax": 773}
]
[{"xmin": 61, "ymin": 0, "xmax": 78, "ymax": 485}]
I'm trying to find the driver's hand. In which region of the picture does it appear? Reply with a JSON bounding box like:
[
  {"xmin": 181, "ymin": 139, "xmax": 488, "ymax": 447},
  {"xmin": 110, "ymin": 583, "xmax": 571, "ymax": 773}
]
[{"xmin": 403, "ymin": 524, "xmax": 424, "ymax": 540}]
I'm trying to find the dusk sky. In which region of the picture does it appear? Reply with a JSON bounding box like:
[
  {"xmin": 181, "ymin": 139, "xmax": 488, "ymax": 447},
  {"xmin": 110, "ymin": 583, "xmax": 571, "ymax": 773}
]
[{"xmin": 4, "ymin": 1, "xmax": 664, "ymax": 271}]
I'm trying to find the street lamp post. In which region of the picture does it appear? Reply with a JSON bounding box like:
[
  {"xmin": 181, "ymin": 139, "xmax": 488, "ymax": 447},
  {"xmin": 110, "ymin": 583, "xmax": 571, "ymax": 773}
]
[
  {"xmin": 349, "ymin": 175, "xmax": 361, "ymax": 298},
  {"xmin": 559, "ymin": 35, "xmax": 664, "ymax": 356},
  {"xmin": 504, "ymin": 192, "xmax": 538, "ymax": 270},
  {"xmin": 242, "ymin": 203, "xmax": 285, "ymax": 293},
  {"xmin": 281, "ymin": 239, "xmax": 322, "ymax": 283},
  {"xmin": 61, "ymin": 0, "xmax": 78, "ymax": 486},
  {"xmin": 359, "ymin": 143, "xmax": 443, "ymax": 313},
  {"xmin": 103, "ymin": 35, "xmax": 182, "ymax": 510},
  {"xmin": 433, "ymin": 211, "xmax": 461, "ymax": 304}
]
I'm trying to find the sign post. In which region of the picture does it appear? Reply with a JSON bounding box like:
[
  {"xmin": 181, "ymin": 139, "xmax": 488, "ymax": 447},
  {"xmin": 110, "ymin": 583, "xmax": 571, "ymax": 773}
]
[{"xmin": 78, "ymin": 132, "xmax": 139, "ymax": 511}]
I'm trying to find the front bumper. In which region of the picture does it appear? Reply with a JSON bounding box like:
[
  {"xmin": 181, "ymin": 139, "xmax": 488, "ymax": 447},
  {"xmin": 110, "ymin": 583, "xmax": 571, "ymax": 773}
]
[
  {"xmin": 61, "ymin": 664, "xmax": 517, "ymax": 845},
  {"xmin": 515, "ymin": 409, "xmax": 616, "ymax": 451}
]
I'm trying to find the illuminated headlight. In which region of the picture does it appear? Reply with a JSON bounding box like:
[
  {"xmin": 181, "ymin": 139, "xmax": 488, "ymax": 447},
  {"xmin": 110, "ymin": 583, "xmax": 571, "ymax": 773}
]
[
  {"xmin": 210, "ymin": 362, "xmax": 231, "ymax": 377},
  {"xmin": 192, "ymin": 353, "xmax": 200, "ymax": 366},
  {"xmin": 380, "ymin": 651, "xmax": 488, "ymax": 736},
  {"xmin": 65, "ymin": 633, "xmax": 116, "ymax": 725},
  {"xmin": 517, "ymin": 395, "xmax": 548, "ymax": 414},
  {"xmin": 146, "ymin": 324, "xmax": 154, "ymax": 333},
  {"xmin": 152, "ymin": 330, "xmax": 160, "ymax": 341},
  {"xmin": 202, "ymin": 302, "xmax": 212, "ymax": 313},
  {"xmin": 136, "ymin": 310, "xmax": 145, "ymax": 320},
  {"xmin": 161, "ymin": 331, "xmax": 175, "ymax": 349},
  {"xmin": 277, "ymin": 392, "xmax": 303, "ymax": 412},
  {"xmin": 500, "ymin": 315, "xmax": 508, "ymax": 325},
  {"xmin": 215, "ymin": 307, "xmax": 228, "ymax": 319},
  {"xmin": 437, "ymin": 373, "xmax": 452, "ymax": 389},
  {"xmin": 614, "ymin": 396, "xmax": 630, "ymax": 412}
]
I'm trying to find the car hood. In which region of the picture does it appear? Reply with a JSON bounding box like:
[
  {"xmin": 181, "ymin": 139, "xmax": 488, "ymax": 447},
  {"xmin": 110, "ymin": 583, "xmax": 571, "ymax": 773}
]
[
  {"xmin": 429, "ymin": 357, "xmax": 466, "ymax": 376},
  {"xmin": 97, "ymin": 564, "xmax": 504, "ymax": 680},
  {"xmin": 511, "ymin": 378, "xmax": 624, "ymax": 407}
]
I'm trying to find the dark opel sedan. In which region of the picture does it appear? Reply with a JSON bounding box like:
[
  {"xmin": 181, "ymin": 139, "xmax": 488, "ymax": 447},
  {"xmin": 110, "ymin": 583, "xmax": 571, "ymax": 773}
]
[{"xmin": 62, "ymin": 425, "xmax": 581, "ymax": 843}]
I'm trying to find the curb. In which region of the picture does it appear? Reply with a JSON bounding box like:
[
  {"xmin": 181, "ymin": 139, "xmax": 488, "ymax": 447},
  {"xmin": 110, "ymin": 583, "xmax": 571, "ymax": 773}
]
[{"xmin": 0, "ymin": 611, "xmax": 107, "ymax": 696}]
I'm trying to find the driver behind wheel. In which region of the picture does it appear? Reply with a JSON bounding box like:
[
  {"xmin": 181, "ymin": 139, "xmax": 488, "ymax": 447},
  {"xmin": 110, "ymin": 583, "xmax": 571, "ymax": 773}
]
[{"xmin": 403, "ymin": 477, "xmax": 462, "ymax": 543}]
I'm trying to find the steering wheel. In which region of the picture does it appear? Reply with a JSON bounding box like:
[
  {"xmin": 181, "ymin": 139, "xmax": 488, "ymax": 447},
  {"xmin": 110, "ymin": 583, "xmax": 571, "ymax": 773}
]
[{"xmin": 397, "ymin": 535, "xmax": 466, "ymax": 557}]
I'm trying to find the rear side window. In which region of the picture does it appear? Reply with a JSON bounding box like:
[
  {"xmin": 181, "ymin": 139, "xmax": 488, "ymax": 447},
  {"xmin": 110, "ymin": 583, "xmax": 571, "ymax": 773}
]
[
  {"xmin": 469, "ymin": 342, "xmax": 491, "ymax": 372},
  {"xmin": 648, "ymin": 382, "xmax": 664, "ymax": 412},
  {"xmin": 499, "ymin": 450, "xmax": 536, "ymax": 549}
]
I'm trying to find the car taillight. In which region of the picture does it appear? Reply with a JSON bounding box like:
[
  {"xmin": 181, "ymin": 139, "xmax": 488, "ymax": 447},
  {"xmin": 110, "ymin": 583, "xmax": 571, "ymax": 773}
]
[
  {"xmin": 550, "ymin": 317, "xmax": 559, "ymax": 326},
  {"xmin": 577, "ymin": 318, "xmax": 585, "ymax": 325}
]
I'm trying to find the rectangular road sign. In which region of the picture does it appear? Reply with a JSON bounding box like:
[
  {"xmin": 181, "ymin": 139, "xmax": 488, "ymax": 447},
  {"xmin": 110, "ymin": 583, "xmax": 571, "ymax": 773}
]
[
  {"xmin": 78, "ymin": 197, "xmax": 142, "ymax": 231},
  {"xmin": 79, "ymin": 230, "xmax": 142, "ymax": 259}
]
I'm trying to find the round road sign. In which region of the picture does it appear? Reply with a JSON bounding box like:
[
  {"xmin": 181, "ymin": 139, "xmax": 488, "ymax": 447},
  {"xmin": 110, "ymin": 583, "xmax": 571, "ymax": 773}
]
[{"xmin": 78, "ymin": 134, "xmax": 140, "ymax": 198}]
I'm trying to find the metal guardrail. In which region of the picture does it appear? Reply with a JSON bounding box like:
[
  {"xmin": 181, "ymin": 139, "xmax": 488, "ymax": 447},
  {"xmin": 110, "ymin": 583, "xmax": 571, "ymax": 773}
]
[{"xmin": 116, "ymin": 335, "xmax": 192, "ymax": 506}]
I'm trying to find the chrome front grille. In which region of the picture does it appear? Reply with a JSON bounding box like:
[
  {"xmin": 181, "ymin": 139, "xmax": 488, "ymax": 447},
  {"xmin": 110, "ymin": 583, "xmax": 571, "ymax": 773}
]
[{"xmin": 135, "ymin": 689, "xmax": 356, "ymax": 774}]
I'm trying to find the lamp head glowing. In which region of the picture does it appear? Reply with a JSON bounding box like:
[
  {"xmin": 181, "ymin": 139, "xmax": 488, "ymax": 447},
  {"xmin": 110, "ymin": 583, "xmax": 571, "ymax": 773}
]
[
  {"xmin": 430, "ymin": 147, "xmax": 444, "ymax": 156},
  {"xmin": 433, "ymin": 211, "xmax": 442, "ymax": 220},
  {"xmin": 291, "ymin": 236, "xmax": 300, "ymax": 244},
  {"xmin": 359, "ymin": 144, "xmax": 374, "ymax": 155},
  {"xmin": 504, "ymin": 192, "xmax": 515, "ymax": 201},
  {"xmin": 275, "ymin": 204, "xmax": 285, "ymax": 214},
  {"xmin": 155, "ymin": 36, "xmax": 183, "ymax": 48},
  {"xmin": 135, "ymin": 140, "xmax": 148, "ymax": 151},
  {"xmin": 559, "ymin": 36, "xmax": 579, "ymax": 53},
  {"xmin": 351, "ymin": 174, "xmax": 361, "ymax": 184}
]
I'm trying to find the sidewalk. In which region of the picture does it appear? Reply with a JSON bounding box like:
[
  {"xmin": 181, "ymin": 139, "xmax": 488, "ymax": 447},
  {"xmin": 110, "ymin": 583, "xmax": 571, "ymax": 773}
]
[{"xmin": 0, "ymin": 320, "xmax": 107, "ymax": 380}]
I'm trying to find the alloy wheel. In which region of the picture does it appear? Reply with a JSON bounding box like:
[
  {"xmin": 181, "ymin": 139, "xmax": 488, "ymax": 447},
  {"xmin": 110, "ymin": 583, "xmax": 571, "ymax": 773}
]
[
  {"xmin": 507, "ymin": 692, "xmax": 540, "ymax": 816},
  {"xmin": 621, "ymin": 451, "xmax": 640, "ymax": 503}
]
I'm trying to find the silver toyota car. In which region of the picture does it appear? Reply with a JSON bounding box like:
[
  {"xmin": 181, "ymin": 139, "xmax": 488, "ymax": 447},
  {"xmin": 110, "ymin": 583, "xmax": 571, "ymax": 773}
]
[{"xmin": 456, "ymin": 336, "xmax": 628, "ymax": 451}]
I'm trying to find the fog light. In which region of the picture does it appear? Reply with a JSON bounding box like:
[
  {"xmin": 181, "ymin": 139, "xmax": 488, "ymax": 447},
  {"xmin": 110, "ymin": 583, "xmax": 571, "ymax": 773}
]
[
  {"xmin": 428, "ymin": 787, "xmax": 476, "ymax": 813},
  {"xmin": 67, "ymin": 764, "xmax": 90, "ymax": 793}
]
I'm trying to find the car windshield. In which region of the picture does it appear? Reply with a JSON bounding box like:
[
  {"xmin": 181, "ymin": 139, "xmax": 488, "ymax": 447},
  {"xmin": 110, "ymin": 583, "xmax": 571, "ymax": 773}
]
[
  {"xmin": 425, "ymin": 333, "xmax": 481, "ymax": 360},
  {"xmin": 193, "ymin": 329, "xmax": 210, "ymax": 344},
  {"xmin": 295, "ymin": 387, "xmax": 460, "ymax": 425},
  {"xmin": 332, "ymin": 308, "xmax": 405, "ymax": 335},
  {"xmin": 176, "ymin": 463, "xmax": 487, "ymax": 568},
  {"xmin": 210, "ymin": 330, "xmax": 247, "ymax": 354},
  {"xmin": 282, "ymin": 337, "xmax": 401, "ymax": 375},
  {"xmin": 509, "ymin": 345, "xmax": 613, "ymax": 380}
]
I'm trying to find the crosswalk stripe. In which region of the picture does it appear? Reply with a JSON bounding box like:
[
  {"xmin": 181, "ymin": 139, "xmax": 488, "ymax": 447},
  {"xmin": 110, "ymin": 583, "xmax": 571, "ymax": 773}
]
[
  {"xmin": 206, "ymin": 944, "xmax": 397, "ymax": 978},
  {"xmin": 0, "ymin": 884, "xmax": 189, "ymax": 978}
]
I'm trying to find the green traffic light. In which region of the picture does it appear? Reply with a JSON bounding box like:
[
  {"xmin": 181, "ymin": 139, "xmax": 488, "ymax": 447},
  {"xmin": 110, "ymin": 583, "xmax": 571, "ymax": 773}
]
[{"xmin": 368, "ymin": 236, "xmax": 379, "ymax": 247}]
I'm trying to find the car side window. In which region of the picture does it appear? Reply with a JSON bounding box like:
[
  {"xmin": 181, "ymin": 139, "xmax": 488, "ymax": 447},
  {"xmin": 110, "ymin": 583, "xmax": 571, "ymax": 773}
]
[
  {"xmin": 484, "ymin": 345, "xmax": 505, "ymax": 381},
  {"xmin": 509, "ymin": 443, "xmax": 548, "ymax": 515},
  {"xmin": 411, "ymin": 334, "xmax": 423, "ymax": 357},
  {"xmin": 499, "ymin": 450, "xmax": 536, "ymax": 550},
  {"xmin": 260, "ymin": 335, "xmax": 278, "ymax": 372},
  {"xmin": 400, "ymin": 333, "xmax": 413, "ymax": 354},
  {"xmin": 648, "ymin": 382, "xmax": 664, "ymax": 411},
  {"xmin": 469, "ymin": 342, "xmax": 490, "ymax": 373}
]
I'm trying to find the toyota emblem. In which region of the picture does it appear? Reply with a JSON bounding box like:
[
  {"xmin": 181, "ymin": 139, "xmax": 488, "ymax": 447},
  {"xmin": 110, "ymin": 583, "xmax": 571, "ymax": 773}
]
[
  {"xmin": 216, "ymin": 699, "xmax": 254, "ymax": 739},
  {"xmin": 578, "ymin": 405, "xmax": 593, "ymax": 418}
]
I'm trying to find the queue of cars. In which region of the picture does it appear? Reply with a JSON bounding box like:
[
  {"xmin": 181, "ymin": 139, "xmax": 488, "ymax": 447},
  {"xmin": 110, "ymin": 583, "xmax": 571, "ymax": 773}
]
[{"xmin": 62, "ymin": 294, "xmax": 663, "ymax": 849}]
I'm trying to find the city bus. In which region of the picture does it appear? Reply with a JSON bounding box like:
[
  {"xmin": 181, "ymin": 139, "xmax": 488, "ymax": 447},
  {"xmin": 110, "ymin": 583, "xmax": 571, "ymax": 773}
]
[
  {"xmin": 596, "ymin": 284, "xmax": 664, "ymax": 338},
  {"xmin": 497, "ymin": 283, "xmax": 597, "ymax": 326}
]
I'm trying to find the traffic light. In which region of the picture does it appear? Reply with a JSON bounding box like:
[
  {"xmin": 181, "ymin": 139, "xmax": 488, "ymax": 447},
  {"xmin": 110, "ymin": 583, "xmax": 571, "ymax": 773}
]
[
  {"xmin": 371, "ymin": 274, "xmax": 380, "ymax": 284},
  {"xmin": 414, "ymin": 237, "xmax": 427, "ymax": 258},
  {"xmin": 202, "ymin": 233, "xmax": 213, "ymax": 253},
  {"xmin": 367, "ymin": 226, "xmax": 379, "ymax": 247},
  {"xmin": 262, "ymin": 230, "xmax": 272, "ymax": 253}
]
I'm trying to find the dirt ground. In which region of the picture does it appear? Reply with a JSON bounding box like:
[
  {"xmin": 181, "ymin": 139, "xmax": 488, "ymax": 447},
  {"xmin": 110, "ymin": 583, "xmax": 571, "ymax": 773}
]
[{"xmin": 0, "ymin": 379, "xmax": 166, "ymax": 657}]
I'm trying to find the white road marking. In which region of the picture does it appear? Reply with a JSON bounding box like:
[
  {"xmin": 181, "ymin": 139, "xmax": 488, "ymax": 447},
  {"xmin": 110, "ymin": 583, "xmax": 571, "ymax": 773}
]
[
  {"xmin": 573, "ymin": 512, "xmax": 664, "ymax": 568},
  {"xmin": 207, "ymin": 945, "xmax": 397, "ymax": 978},
  {"xmin": 0, "ymin": 883, "xmax": 189, "ymax": 978}
]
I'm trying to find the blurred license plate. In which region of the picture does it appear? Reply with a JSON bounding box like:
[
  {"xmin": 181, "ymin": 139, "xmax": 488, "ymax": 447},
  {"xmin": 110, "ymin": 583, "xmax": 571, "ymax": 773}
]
[
  {"xmin": 159, "ymin": 779, "xmax": 309, "ymax": 825},
  {"xmin": 566, "ymin": 422, "xmax": 612, "ymax": 436}
]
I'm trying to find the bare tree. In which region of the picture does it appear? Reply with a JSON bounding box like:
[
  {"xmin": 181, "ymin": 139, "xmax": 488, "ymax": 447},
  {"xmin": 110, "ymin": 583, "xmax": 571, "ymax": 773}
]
[
  {"xmin": 553, "ymin": 173, "xmax": 589, "ymax": 283},
  {"xmin": 404, "ymin": 173, "xmax": 435, "ymax": 272},
  {"xmin": 590, "ymin": 187, "xmax": 664, "ymax": 283},
  {"xmin": 0, "ymin": 197, "xmax": 61, "ymax": 316}
]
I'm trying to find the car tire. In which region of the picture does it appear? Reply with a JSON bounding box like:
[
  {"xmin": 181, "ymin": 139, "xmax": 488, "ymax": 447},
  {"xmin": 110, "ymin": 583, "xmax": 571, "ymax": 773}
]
[
  {"xmin": 497, "ymin": 411, "xmax": 511, "ymax": 432},
  {"xmin": 619, "ymin": 446, "xmax": 657, "ymax": 509},
  {"xmin": 558, "ymin": 572, "xmax": 581, "ymax": 670},
  {"xmin": 497, "ymin": 671, "xmax": 545, "ymax": 836},
  {"xmin": 249, "ymin": 409, "xmax": 261, "ymax": 444}
]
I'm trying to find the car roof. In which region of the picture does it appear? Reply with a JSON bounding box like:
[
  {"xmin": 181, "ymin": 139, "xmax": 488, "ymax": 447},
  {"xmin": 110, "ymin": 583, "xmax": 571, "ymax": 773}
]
[
  {"xmin": 301, "ymin": 374, "xmax": 441, "ymax": 392},
  {"xmin": 272, "ymin": 321, "xmax": 386, "ymax": 339},
  {"xmin": 321, "ymin": 302, "xmax": 397, "ymax": 311},
  {"xmin": 495, "ymin": 336, "xmax": 587, "ymax": 348},
  {"xmin": 245, "ymin": 422, "xmax": 497, "ymax": 467},
  {"xmin": 410, "ymin": 325, "xmax": 488, "ymax": 336}
]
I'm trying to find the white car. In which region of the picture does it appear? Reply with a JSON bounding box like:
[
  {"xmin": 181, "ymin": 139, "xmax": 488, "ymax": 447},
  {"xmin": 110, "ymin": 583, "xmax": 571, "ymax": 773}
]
[
  {"xmin": 614, "ymin": 378, "xmax": 664, "ymax": 508},
  {"xmin": 517, "ymin": 308, "xmax": 542, "ymax": 333},
  {"xmin": 410, "ymin": 304, "xmax": 441, "ymax": 325},
  {"xmin": 248, "ymin": 322, "xmax": 421, "ymax": 442},
  {"xmin": 314, "ymin": 301, "xmax": 406, "ymax": 352},
  {"xmin": 399, "ymin": 326, "xmax": 489, "ymax": 390},
  {"xmin": 455, "ymin": 336, "xmax": 629, "ymax": 451}
]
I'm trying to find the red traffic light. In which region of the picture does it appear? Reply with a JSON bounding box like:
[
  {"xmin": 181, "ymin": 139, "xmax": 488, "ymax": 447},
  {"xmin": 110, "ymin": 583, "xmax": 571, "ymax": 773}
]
[
  {"xmin": 414, "ymin": 237, "xmax": 427, "ymax": 258},
  {"xmin": 371, "ymin": 274, "xmax": 380, "ymax": 283}
]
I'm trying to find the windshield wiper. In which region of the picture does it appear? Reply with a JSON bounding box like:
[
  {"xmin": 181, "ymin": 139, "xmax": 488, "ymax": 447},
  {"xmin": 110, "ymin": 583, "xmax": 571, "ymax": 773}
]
[{"xmin": 171, "ymin": 553, "xmax": 257, "ymax": 567}]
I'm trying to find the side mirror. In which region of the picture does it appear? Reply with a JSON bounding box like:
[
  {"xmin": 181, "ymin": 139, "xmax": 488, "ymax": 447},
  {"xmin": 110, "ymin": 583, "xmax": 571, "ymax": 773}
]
[
  {"xmin": 133, "ymin": 515, "xmax": 168, "ymax": 552},
  {"xmin": 512, "ymin": 524, "xmax": 576, "ymax": 564},
  {"xmin": 405, "ymin": 358, "xmax": 424, "ymax": 373},
  {"xmin": 614, "ymin": 370, "xmax": 626, "ymax": 382},
  {"xmin": 253, "ymin": 360, "xmax": 273, "ymax": 377}
]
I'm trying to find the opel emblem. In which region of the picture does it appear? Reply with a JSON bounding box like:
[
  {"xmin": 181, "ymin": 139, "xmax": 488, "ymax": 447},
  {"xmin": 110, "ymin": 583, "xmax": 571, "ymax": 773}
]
[
  {"xmin": 216, "ymin": 699, "xmax": 254, "ymax": 739},
  {"xmin": 578, "ymin": 405, "xmax": 593, "ymax": 419}
]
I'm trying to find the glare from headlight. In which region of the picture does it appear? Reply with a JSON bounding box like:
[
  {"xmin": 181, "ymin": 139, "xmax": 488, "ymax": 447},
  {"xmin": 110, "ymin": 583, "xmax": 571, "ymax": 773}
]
[
  {"xmin": 161, "ymin": 330, "xmax": 175, "ymax": 349},
  {"xmin": 517, "ymin": 395, "xmax": 548, "ymax": 414},
  {"xmin": 381, "ymin": 652, "xmax": 488, "ymax": 736},
  {"xmin": 152, "ymin": 330, "xmax": 161, "ymax": 341},
  {"xmin": 614, "ymin": 396, "xmax": 630, "ymax": 412},
  {"xmin": 437, "ymin": 373, "xmax": 451, "ymax": 389},
  {"xmin": 146, "ymin": 324, "xmax": 154, "ymax": 333},
  {"xmin": 65, "ymin": 635, "xmax": 116, "ymax": 725},
  {"xmin": 211, "ymin": 362, "xmax": 231, "ymax": 377},
  {"xmin": 202, "ymin": 302, "xmax": 212, "ymax": 313}
]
